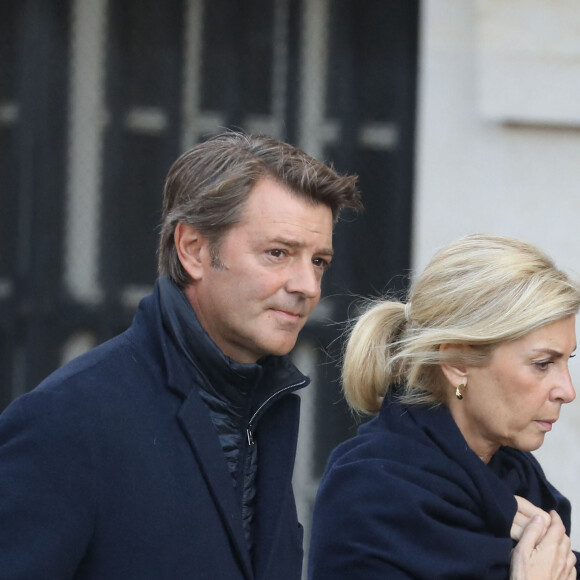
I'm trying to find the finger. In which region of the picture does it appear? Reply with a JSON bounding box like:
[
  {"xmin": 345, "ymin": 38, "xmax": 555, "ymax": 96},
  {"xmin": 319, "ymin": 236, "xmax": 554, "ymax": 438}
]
[
  {"xmin": 516, "ymin": 515, "xmax": 547, "ymax": 554},
  {"xmin": 511, "ymin": 498, "xmax": 532, "ymax": 541},
  {"xmin": 515, "ymin": 496, "xmax": 551, "ymax": 526},
  {"xmin": 567, "ymin": 550, "xmax": 577, "ymax": 575},
  {"xmin": 515, "ymin": 495, "xmax": 535, "ymax": 516},
  {"xmin": 512, "ymin": 497, "xmax": 551, "ymax": 541},
  {"xmin": 510, "ymin": 520, "xmax": 525, "ymax": 542},
  {"xmin": 543, "ymin": 510, "xmax": 566, "ymax": 542},
  {"xmin": 510, "ymin": 513, "xmax": 544, "ymax": 541}
]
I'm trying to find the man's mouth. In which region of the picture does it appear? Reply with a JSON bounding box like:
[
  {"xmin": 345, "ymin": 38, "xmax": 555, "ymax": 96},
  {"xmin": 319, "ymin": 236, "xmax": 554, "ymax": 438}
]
[{"xmin": 272, "ymin": 308, "xmax": 301, "ymax": 319}]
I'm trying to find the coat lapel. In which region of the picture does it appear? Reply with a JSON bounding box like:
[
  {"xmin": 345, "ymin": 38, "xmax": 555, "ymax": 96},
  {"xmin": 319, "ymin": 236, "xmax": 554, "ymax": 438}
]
[{"xmin": 177, "ymin": 391, "xmax": 253, "ymax": 580}]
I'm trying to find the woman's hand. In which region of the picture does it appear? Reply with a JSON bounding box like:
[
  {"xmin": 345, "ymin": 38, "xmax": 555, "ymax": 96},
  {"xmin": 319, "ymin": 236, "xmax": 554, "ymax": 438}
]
[
  {"xmin": 510, "ymin": 510, "xmax": 576, "ymax": 580},
  {"xmin": 511, "ymin": 495, "xmax": 551, "ymax": 541}
]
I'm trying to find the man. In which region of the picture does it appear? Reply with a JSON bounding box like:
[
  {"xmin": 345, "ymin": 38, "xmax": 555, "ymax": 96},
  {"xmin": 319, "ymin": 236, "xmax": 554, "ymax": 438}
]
[{"xmin": 0, "ymin": 132, "xmax": 361, "ymax": 579}]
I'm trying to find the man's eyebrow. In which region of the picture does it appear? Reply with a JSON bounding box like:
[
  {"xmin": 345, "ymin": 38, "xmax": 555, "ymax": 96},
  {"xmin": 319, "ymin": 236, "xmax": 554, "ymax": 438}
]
[
  {"xmin": 270, "ymin": 237, "xmax": 334, "ymax": 256},
  {"xmin": 316, "ymin": 247, "xmax": 334, "ymax": 257}
]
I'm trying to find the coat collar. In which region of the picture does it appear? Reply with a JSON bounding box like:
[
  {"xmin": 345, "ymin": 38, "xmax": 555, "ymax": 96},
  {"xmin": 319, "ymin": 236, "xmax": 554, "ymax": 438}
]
[{"xmin": 157, "ymin": 275, "xmax": 263, "ymax": 397}]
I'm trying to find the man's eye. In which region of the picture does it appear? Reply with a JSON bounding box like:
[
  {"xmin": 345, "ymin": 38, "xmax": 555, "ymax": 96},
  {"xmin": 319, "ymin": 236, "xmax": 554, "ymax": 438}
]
[
  {"xmin": 313, "ymin": 258, "xmax": 330, "ymax": 269},
  {"xmin": 534, "ymin": 361, "xmax": 552, "ymax": 371},
  {"xmin": 268, "ymin": 249, "xmax": 285, "ymax": 258}
]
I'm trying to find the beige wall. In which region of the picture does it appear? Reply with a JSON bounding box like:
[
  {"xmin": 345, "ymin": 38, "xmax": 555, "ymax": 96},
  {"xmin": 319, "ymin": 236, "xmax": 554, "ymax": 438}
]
[{"xmin": 414, "ymin": 0, "xmax": 580, "ymax": 544}]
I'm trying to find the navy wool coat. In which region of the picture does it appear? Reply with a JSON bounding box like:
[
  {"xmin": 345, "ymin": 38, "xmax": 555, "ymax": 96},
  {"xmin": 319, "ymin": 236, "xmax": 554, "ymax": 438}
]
[
  {"xmin": 309, "ymin": 393, "xmax": 579, "ymax": 579},
  {"xmin": 0, "ymin": 285, "xmax": 306, "ymax": 579}
]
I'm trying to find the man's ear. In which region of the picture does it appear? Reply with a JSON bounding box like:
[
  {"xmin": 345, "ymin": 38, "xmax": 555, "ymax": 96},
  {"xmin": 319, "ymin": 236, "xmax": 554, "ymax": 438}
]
[
  {"xmin": 438, "ymin": 343, "xmax": 469, "ymax": 387},
  {"xmin": 174, "ymin": 222, "xmax": 209, "ymax": 281}
]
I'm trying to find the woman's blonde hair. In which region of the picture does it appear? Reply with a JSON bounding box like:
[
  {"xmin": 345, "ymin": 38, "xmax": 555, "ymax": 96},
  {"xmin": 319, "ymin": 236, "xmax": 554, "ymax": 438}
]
[{"xmin": 343, "ymin": 234, "xmax": 580, "ymax": 414}]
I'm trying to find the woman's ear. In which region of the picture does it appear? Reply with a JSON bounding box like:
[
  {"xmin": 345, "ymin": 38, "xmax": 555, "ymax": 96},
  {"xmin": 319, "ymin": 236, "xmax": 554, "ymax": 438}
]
[
  {"xmin": 174, "ymin": 222, "xmax": 210, "ymax": 281},
  {"xmin": 438, "ymin": 343, "xmax": 469, "ymax": 387}
]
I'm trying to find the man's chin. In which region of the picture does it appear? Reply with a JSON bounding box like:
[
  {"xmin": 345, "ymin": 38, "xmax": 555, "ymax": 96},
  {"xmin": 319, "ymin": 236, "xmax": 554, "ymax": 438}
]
[{"xmin": 261, "ymin": 335, "xmax": 300, "ymax": 358}]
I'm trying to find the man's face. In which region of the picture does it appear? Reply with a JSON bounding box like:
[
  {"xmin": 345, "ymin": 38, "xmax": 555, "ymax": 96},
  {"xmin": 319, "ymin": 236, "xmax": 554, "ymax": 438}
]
[{"xmin": 184, "ymin": 177, "xmax": 334, "ymax": 363}]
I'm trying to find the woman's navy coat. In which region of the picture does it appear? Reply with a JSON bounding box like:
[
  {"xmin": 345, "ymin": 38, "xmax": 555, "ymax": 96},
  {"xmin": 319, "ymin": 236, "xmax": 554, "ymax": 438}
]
[
  {"xmin": 0, "ymin": 285, "xmax": 306, "ymax": 579},
  {"xmin": 309, "ymin": 394, "xmax": 579, "ymax": 579}
]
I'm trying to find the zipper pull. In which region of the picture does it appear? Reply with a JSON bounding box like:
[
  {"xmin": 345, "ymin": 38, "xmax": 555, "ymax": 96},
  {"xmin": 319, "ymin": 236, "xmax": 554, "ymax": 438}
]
[{"xmin": 247, "ymin": 428, "xmax": 255, "ymax": 446}]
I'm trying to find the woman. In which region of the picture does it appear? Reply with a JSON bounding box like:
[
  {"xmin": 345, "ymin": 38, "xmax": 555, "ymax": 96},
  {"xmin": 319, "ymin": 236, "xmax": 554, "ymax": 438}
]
[{"xmin": 309, "ymin": 234, "xmax": 579, "ymax": 579}]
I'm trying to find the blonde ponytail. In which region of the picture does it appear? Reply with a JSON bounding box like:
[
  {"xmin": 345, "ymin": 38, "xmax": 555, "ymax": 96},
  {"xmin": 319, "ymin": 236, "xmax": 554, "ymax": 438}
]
[{"xmin": 342, "ymin": 301, "xmax": 407, "ymax": 414}]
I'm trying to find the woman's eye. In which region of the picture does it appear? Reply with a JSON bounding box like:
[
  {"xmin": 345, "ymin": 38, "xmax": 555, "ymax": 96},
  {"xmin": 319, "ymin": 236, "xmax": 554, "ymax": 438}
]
[{"xmin": 534, "ymin": 361, "xmax": 552, "ymax": 371}]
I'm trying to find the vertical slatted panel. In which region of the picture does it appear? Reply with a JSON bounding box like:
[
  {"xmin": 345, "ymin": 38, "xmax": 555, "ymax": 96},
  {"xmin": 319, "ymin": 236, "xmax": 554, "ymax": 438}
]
[{"xmin": 1, "ymin": 7, "xmax": 418, "ymax": 575}]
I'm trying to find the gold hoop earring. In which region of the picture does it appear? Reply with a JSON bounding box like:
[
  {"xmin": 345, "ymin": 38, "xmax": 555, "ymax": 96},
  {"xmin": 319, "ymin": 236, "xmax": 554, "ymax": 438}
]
[{"xmin": 456, "ymin": 384, "xmax": 466, "ymax": 400}]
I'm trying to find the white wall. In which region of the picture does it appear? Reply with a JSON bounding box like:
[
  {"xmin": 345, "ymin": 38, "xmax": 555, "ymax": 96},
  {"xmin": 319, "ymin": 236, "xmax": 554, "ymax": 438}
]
[{"xmin": 414, "ymin": 0, "xmax": 580, "ymax": 545}]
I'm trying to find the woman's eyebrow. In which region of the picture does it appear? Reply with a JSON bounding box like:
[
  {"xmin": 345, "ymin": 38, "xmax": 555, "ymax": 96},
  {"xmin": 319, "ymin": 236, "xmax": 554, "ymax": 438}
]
[{"xmin": 530, "ymin": 348, "xmax": 567, "ymax": 359}]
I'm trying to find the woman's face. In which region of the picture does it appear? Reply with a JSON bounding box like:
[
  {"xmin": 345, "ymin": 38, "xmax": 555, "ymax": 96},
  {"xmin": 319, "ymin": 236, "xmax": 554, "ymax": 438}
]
[{"xmin": 446, "ymin": 316, "xmax": 577, "ymax": 463}]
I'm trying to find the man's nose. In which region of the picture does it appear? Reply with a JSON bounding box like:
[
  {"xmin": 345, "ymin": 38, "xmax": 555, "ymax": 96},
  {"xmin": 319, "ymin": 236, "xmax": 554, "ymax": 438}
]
[{"xmin": 285, "ymin": 260, "xmax": 320, "ymax": 299}]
